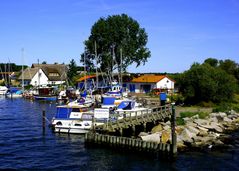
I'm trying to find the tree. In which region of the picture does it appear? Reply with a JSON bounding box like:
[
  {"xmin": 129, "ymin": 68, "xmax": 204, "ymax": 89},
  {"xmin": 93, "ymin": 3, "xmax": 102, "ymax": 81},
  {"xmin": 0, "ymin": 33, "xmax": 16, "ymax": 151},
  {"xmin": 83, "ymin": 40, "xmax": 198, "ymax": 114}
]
[
  {"xmin": 81, "ymin": 14, "xmax": 151, "ymax": 74},
  {"xmin": 204, "ymin": 58, "xmax": 218, "ymax": 67},
  {"xmin": 219, "ymin": 59, "xmax": 238, "ymax": 75},
  {"xmin": 67, "ymin": 59, "xmax": 78, "ymax": 85},
  {"xmin": 176, "ymin": 63, "xmax": 237, "ymax": 104},
  {"xmin": 42, "ymin": 61, "xmax": 47, "ymax": 64}
]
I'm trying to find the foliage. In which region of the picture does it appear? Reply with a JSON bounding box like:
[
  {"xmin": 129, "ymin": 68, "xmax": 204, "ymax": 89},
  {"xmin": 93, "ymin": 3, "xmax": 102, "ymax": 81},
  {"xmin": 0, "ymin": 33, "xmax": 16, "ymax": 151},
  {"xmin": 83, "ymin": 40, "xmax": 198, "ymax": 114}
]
[
  {"xmin": 0, "ymin": 63, "xmax": 28, "ymax": 72},
  {"xmin": 67, "ymin": 59, "xmax": 78, "ymax": 86},
  {"xmin": 81, "ymin": 14, "xmax": 151, "ymax": 74},
  {"xmin": 176, "ymin": 62, "xmax": 237, "ymax": 105},
  {"xmin": 204, "ymin": 58, "xmax": 218, "ymax": 67},
  {"xmin": 212, "ymin": 102, "xmax": 239, "ymax": 113},
  {"xmin": 171, "ymin": 93, "xmax": 184, "ymax": 105},
  {"xmin": 176, "ymin": 117, "xmax": 185, "ymax": 125}
]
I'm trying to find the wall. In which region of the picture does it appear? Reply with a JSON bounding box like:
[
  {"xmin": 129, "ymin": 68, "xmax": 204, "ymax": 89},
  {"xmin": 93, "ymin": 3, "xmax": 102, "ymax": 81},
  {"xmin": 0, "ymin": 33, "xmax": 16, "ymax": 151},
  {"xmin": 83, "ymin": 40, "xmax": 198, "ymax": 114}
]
[{"xmin": 30, "ymin": 69, "xmax": 49, "ymax": 86}]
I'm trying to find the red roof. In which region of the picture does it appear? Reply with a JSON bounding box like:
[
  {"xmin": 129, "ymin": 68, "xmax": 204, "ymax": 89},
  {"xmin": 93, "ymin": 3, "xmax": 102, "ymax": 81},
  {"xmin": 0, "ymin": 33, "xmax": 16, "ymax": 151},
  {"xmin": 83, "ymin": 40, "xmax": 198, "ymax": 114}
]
[
  {"xmin": 77, "ymin": 75, "xmax": 96, "ymax": 82},
  {"xmin": 131, "ymin": 75, "xmax": 175, "ymax": 83}
]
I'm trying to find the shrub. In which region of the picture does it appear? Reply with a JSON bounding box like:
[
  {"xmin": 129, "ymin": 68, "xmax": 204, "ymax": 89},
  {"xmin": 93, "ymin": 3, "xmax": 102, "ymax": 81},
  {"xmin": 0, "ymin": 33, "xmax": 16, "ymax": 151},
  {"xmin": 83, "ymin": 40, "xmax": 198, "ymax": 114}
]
[{"xmin": 176, "ymin": 117, "xmax": 185, "ymax": 125}]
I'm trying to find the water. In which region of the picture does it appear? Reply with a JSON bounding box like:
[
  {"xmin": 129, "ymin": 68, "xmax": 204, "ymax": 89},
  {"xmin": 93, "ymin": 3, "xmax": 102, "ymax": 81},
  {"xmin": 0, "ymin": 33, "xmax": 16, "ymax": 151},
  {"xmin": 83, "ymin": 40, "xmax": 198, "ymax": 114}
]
[{"xmin": 0, "ymin": 98, "xmax": 239, "ymax": 170}]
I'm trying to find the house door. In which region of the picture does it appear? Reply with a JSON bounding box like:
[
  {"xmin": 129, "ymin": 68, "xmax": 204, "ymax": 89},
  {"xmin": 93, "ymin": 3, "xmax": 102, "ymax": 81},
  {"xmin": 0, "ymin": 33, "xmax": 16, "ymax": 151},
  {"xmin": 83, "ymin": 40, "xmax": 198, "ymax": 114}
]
[
  {"xmin": 141, "ymin": 84, "xmax": 151, "ymax": 93},
  {"xmin": 129, "ymin": 84, "xmax": 135, "ymax": 92}
]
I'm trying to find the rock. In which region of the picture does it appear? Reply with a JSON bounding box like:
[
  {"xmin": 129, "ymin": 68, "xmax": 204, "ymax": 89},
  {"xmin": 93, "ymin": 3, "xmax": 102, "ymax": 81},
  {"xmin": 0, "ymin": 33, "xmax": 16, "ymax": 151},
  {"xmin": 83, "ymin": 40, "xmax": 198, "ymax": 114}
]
[
  {"xmin": 194, "ymin": 119, "xmax": 210, "ymax": 126},
  {"xmin": 233, "ymin": 118, "xmax": 239, "ymax": 123},
  {"xmin": 140, "ymin": 132, "xmax": 161, "ymax": 143},
  {"xmin": 191, "ymin": 114, "xmax": 199, "ymax": 119},
  {"xmin": 183, "ymin": 117, "xmax": 193, "ymax": 123},
  {"xmin": 194, "ymin": 136, "xmax": 215, "ymax": 143},
  {"xmin": 213, "ymin": 139, "xmax": 224, "ymax": 145},
  {"xmin": 176, "ymin": 126, "xmax": 184, "ymax": 135},
  {"xmin": 209, "ymin": 112, "xmax": 227, "ymax": 121},
  {"xmin": 185, "ymin": 125, "xmax": 200, "ymax": 135},
  {"xmin": 210, "ymin": 122, "xmax": 223, "ymax": 133},
  {"xmin": 209, "ymin": 117, "xmax": 218, "ymax": 123},
  {"xmin": 161, "ymin": 130, "xmax": 170, "ymax": 143},
  {"xmin": 163, "ymin": 125, "xmax": 170, "ymax": 131},
  {"xmin": 177, "ymin": 142, "xmax": 187, "ymax": 149},
  {"xmin": 223, "ymin": 117, "xmax": 233, "ymax": 123},
  {"xmin": 179, "ymin": 128, "xmax": 196, "ymax": 143},
  {"xmin": 138, "ymin": 132, "xmax": 149, "ymax": 137},
  {"xmin": 185, "ymin": 121, "xmax": 197, "ymax": 127},
  {"xmin": 151, "ymin": 124, "xmax": 163, "ymax": 133}
]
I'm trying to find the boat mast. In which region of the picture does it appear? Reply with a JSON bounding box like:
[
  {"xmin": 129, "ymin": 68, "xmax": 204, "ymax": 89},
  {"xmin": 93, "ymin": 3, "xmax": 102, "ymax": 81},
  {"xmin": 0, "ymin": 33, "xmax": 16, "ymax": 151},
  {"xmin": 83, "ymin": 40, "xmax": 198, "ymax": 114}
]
[
  {"xmin": 94, "ymin": 41, "xmax": 98, "ymax": 89},
  {"xmin": 38, "ymin": 59, "xmax": 40, "ymax": 87},
  {"xmin": 21, "ymin": 48, "xmax": 24, "ymax": 91},
  {"xmin": 84, "ymin": 48, "xmax": 87, "ymax": 91},
  {"xmin": 111, "ymin": 44, "xmax": 115, "ymax": 87},
  {"xmin": 120, "ymin": 48, "xmax": 123, "ymax": 85}
]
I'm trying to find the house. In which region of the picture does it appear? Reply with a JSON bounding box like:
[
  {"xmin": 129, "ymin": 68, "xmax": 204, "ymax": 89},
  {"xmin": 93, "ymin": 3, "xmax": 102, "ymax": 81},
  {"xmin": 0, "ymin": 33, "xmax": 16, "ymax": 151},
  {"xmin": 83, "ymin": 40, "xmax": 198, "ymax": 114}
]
[
  {"xmin": 124, "ymin": 74, "xmax": 175, "ymax": 93},
  {"xmin": 18, "ymin": 64, "xmax": 67, "ymax": 86},
  {"xmin": 76, "ymin": 73, "xmax": 175, "ymax": 94}
]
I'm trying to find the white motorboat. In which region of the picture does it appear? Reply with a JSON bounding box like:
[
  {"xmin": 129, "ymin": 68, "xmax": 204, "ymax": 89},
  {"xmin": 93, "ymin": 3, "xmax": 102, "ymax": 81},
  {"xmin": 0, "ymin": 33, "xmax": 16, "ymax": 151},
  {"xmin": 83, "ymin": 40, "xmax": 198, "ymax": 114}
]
[
  {"xmin": 114, "ymin": 100, "xmax": 150, "ymax": 119},
  {"xmin": 51, "ymin": 103, "xmax": 109, "ymax": 134},
  {"xmin": 0, "ymin": 86, "xmax": 8, "ymax": 95}
]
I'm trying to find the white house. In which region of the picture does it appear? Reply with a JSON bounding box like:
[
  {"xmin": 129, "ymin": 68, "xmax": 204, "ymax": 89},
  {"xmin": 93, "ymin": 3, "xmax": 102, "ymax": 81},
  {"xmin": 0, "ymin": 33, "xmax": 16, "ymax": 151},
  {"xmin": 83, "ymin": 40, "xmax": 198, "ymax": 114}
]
[
  {"xmin": 125, "ymin": 74, "xmax": 175, "ymax": 93},
  {"xmin": 19, "ymin": 64, "xmax": 67, "ymax": 86}
]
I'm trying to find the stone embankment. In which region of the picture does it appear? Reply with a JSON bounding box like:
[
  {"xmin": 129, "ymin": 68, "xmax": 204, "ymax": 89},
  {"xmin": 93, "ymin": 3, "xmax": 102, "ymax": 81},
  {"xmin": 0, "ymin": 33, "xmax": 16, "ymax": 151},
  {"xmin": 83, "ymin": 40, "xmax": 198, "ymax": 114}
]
[{"xmin": 139, "ymin": 110, "xmax": 239, "ymax": 151}]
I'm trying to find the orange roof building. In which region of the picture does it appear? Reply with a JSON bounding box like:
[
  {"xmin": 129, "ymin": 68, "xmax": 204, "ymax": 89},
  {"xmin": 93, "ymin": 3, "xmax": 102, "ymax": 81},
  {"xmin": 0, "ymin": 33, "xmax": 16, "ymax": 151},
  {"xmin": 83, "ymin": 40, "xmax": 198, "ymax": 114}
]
[{"xmin": 126, "ymin": 74, "xmax": 175, "ymax": 93}]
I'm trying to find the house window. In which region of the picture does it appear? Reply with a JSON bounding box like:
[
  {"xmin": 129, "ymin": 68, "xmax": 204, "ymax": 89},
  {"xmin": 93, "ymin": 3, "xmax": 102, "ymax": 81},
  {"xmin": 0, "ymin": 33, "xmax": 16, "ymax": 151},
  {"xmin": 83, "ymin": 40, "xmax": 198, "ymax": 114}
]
[{"xmin": 49, "ymin": 73, "xmax": 59, "ymax": 77}]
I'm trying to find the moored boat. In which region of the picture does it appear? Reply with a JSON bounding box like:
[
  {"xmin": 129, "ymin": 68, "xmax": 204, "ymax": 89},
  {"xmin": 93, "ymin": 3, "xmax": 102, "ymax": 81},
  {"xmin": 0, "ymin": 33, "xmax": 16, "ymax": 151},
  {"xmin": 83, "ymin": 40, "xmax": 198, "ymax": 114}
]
[{"xmin": 0, "ymin": 86, "xmax": 8, "ymax": 95}]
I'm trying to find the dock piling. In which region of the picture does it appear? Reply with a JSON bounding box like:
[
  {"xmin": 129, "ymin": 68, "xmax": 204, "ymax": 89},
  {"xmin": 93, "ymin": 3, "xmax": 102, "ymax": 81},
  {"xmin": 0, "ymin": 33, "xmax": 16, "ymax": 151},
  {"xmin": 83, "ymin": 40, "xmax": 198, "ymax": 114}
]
[{"xmin": 42, "ymin": 110, "xmax": 46, "ymax": 134}]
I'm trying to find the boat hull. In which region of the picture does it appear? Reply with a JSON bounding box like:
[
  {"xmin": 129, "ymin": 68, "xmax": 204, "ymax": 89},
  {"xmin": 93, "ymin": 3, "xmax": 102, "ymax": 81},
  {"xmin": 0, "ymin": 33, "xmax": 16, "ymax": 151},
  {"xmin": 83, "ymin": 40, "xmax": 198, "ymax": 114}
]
[{"xmin": 34, "ymin": 96, "xmax": 57, "ymax": 101}]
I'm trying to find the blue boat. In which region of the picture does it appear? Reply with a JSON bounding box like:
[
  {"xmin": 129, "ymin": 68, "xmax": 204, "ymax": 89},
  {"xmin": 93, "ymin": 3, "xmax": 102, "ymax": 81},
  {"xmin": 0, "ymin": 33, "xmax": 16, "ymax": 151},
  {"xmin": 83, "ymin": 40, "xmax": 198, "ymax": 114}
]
[{"xmin": 33, "ymin": 87, "xmax": 58, "ymax": 101}]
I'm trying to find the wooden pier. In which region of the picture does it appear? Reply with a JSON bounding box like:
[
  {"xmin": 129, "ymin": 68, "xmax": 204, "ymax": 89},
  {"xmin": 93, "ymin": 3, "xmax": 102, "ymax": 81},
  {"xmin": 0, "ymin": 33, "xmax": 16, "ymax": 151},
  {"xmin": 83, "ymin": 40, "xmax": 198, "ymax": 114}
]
[
  {"xmin": 95, "ymin": 105, "xmax": 172, "ymax": 133},
  {"xmin": 85, "ymin": 104, "xmax": 177, "ymax": 157},
  {"xmin": 85, "ymin": 133, "xmax": 171, "ymax": 154}
]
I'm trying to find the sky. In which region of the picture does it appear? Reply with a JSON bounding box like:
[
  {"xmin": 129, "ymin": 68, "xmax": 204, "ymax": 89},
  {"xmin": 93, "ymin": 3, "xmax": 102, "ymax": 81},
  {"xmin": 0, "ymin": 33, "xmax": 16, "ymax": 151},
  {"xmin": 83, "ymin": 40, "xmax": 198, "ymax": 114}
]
[{"xmin": 0, "ymin": 0, "xmax": 238, "ymax": 73}]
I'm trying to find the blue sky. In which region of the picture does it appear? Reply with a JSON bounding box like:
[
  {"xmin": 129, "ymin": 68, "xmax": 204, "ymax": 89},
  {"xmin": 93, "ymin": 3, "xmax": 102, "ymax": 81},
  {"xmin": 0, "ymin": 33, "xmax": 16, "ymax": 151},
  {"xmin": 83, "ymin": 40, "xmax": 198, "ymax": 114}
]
[{"xmin": 0, "ymin": 0, "xmax": 238, "ymax": 73}]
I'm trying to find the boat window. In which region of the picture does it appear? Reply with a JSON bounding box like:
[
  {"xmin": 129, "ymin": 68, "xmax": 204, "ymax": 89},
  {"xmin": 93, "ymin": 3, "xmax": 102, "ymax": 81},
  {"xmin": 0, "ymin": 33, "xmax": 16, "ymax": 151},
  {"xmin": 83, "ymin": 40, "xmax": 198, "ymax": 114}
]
[
  {"xmin": 72, "ymin": 108, "xmax": 80, "ymax": 112},
  {"xmin": 81, "ymin": 114, "xmax": 93, "ymax": 120},
  {"xmin": 74, "ymin": 124, "xmax": 82, "ymax": 126},
  {"xmin": 84, "ymin": 123, "xmax": 90, "ymax": 126},
  {"xmin": 56, "ymin": 122, "xmax": 62, "ymax": 126}
]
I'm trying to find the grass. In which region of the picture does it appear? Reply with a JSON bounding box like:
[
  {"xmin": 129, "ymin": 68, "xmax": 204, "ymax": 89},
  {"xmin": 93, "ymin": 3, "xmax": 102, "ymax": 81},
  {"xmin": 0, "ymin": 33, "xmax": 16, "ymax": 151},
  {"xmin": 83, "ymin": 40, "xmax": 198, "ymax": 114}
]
[{"xmin": 176, "ymin": 111, "xmax": 209, "ymax": 125}]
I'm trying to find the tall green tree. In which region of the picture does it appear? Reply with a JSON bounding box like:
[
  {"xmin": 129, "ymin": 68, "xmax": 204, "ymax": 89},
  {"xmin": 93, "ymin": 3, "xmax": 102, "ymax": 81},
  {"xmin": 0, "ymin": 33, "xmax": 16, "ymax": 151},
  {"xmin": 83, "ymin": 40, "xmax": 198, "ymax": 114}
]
[
  {"xmin": 81, "ymin": 14, "xmax": 151, "ymax": 74},
  {"xmin": 204, "ymin": 58, "xmax": 218, "ymax": 67},
  {"xmin": 219, "ymin": 59, "xmax": 238, "ymax": 76},
  {"xmin": 67, "ymin": 59, "xmax": 78, "ymax": 85}
]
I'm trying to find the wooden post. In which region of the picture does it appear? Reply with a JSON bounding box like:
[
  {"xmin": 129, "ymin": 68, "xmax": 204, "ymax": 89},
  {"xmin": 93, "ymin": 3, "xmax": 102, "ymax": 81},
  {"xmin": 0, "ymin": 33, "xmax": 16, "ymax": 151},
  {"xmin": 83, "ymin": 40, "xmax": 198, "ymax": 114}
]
[
  {"xmin": 143, "ymin": 122, "xmax": 147, "ymax": 132},
  {"xmin": 132, "ymin": 125, "xmax": 136, "ymax": 137},
  {"xmin": 171, "ymin": 103, "xmax": 177, "ymax": 156},
  {"xmin": 42, "ymin": 110, "xmax": 46, "ymax": 134},
  {"xmin": 92, "ymin": 115, "xmax": 95, "ymax": 133},
  {"xmin": 119, "ymin": 128, "xmax": 123, "ymax": 137}
]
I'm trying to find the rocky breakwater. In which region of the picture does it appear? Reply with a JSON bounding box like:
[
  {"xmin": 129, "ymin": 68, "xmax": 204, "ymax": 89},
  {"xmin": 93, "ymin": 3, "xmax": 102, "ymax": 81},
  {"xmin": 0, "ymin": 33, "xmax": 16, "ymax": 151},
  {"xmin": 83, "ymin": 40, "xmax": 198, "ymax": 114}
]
[{"xmin": 139, "ymin": 110, "xmax": 239, "ymax": 151}]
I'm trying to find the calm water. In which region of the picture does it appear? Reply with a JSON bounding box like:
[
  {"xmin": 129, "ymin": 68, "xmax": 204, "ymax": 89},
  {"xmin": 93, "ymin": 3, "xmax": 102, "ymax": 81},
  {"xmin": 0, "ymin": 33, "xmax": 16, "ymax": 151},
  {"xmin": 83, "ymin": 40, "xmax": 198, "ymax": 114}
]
[{"xmin": 0, "ymin": 98, "xmax": 239, "ymax": 171}]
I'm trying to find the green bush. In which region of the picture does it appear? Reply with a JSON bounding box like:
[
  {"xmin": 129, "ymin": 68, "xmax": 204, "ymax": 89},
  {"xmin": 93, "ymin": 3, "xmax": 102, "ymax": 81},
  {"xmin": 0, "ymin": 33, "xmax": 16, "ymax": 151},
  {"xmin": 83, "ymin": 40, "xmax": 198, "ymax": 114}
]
[
  {"xmin": 176, "ymin": 117, "xmax": 185, "ymax": 125},
  {"xmin": 213, "ymin": 102, "xmax": 239, "ymax": 113},
  {"xmin": 212, "ymin": 103, "xmax": 232, "ymax": 113}
]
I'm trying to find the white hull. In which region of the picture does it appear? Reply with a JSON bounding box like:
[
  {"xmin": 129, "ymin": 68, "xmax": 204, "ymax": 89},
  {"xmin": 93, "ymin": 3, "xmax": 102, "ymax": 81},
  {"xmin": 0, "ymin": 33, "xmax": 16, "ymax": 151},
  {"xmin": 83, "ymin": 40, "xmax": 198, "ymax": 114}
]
[
  {"xmin": 5, "ymin": 94, "xmax": 23, "ymax": 98},
  {"xmin": 53, "ymin": 119, "xmax": 92, "ymax": 134},
  {"xmin": 54, "ymin": 126, "xmax": 90, "ymax": 134},
  {"xmin": 0, "ymin": 86, "xmax": 8, "ymax": 95}
]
